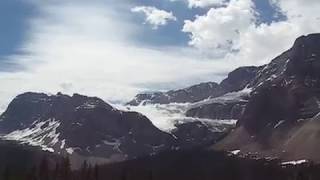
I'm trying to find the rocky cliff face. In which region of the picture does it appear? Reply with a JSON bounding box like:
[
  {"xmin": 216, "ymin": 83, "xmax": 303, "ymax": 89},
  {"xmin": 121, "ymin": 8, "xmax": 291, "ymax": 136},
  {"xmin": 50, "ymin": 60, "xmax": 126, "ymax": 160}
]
[
  {"xmin": 239, "ymin": 33, "xmax": 320, "ymax": 134},
  {"xmin": 220, "ymin": 66, "xmax": 262, "ymax": 92},
  {"xmin": 215, "ymin": 33, "xmax": 320, "ymax": 162}
]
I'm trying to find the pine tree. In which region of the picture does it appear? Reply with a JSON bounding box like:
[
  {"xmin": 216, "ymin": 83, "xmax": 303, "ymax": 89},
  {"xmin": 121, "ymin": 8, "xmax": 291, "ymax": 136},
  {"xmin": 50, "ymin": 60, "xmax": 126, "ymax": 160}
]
[
  {"xmin": 3, "ymin": 165, "xmax": 10, "ymax": 180},
  {"xmin": 39, "ymin": 156, "xmax": 50, "ymax": 180},
  {"xmin": 94, "ymin": 164, "xmax": 99, "ymax": 180},
  {"xmin": 61, "ymin": 156, "xmax": 71, "ymax": 180},
  {"xmin": 80, "ymin": 160, "xmax": 88, "ymax": 180},
  {"xmin": 86, "ymin": 164, "xmax": 93, "ymax": 180},
  {"xmin": 121, "ymin": 168, "xmax": 127, "ymax": 180},
  {"xmin": 26, "ymin": 166, "xmax": 38, "ymax": 180},
  {"xmin": 148, "ymin": 170, "xmax": 153, "ymax": 180},
  {"xmin": 53, "ymin": 162, "xmax": 61, "ymax": 180}
]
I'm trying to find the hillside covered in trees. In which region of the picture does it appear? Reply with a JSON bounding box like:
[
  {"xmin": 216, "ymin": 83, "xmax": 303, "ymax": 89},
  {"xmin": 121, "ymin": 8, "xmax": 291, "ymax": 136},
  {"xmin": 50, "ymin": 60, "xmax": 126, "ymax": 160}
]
[{"xmin": 2, "ymin": 148, "xmax": 320, "ymax": 180}]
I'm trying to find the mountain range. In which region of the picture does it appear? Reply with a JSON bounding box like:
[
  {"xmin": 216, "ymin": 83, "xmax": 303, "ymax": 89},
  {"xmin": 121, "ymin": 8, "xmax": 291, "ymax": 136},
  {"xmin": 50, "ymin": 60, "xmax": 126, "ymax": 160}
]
[
  {"xmin": 1, "ymin": 33, "xmax": 320, "ymax": 168},
  {"xmin": 0, "ymin": 92, "xmax": 233, "ymax": 166}
]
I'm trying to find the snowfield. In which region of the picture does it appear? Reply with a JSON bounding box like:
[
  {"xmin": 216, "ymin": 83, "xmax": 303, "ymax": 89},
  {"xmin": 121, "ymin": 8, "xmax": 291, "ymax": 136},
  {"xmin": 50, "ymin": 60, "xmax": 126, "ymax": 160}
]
[
  {"xmin": 115, "ymin": 100, "xmax": 238, "ymax": 133},
  {"xmin": 2, "ymin": 118, "xmax": 61, "ymax": 152}
]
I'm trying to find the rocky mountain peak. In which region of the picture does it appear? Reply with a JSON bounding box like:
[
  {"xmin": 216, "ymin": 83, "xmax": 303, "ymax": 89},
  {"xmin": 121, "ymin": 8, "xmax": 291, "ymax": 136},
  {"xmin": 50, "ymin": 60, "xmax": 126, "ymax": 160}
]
[
  {"xmin": 214, "ymin": 34, "xmax": 320, "ymax": 163},
  {"xmin": 220, "ymin": 66, "xmax": 262, "ymax": 92},
  {"xmin": 0, "ymin": 92, "xmax": 177, "ymax": 161},
  {"xmin": 286, "ymin": 33, "xmax": 320, "ymax": 78},
  {"xmin": 238, "ymin": 34, "xmax": 320, "ymax": 134}
]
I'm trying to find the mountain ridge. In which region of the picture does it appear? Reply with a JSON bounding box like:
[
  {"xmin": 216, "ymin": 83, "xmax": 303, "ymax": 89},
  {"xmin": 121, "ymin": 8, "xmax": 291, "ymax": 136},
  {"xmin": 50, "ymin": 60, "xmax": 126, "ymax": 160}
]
[{"xmin": 214, "ymin": 33, "xmax": 320, "ymax": 162}]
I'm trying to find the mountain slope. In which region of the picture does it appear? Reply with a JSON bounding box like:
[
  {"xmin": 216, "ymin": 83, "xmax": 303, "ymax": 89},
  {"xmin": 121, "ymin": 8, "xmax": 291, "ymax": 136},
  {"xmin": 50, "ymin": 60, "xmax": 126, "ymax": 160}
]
[
  {"xmin": 0, "ymin": 92, "xmax": 175, "ymax": 161},
  {"xmin": 214, "ymin": 33, "xmax": 320, "ymax": 162},
  {"xmin": 0, "ymin": 92, "xmax": 235, "ymax": 166}
]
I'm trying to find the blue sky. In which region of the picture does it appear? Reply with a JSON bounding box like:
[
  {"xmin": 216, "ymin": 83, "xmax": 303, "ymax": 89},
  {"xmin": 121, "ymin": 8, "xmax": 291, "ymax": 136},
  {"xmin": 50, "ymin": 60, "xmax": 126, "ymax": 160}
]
[
  {"xmin": 0, "ymin": 0, "xmax": 282, "ymax": 61},
  {"xmin": 0, "ymin": 0, "xmax": 36, "ymax": 71},
  {"xmin": 0, "ymin": 0, "xmax": 319, "ymax": 107}
]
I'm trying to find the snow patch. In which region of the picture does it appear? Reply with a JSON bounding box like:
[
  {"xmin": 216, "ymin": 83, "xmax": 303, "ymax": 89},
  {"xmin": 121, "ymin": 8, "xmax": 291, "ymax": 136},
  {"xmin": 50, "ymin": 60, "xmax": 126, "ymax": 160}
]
[
  {"xmin": 66, "ymin": 147, "xmax": 74, "ymax": 154},
  {"xmin": 281, "ymin": 160, "xmax": 308, "ymax": 166},
  {"xmin": 274, "ymin": 120, "xmax": 285, "ymax": 128},
  {"xmin": 76, "ymin": 102, "xmax": 97, "ymax": 110},
  {"xmin": 3, "ymin": 118, "xmax": 61, "ymax": 152},
  {"xmin": 103, "ymin": 138, "xmax": 121, "ymax": 152},
  {"xmin": 230, "ymin": 150, "xmax": 241, "ymax": 155},
  {"xmin": 191, "ymin": 87, "xmax": 251, "ymax": 108},
  {"xmin": 60, "ymin": 139, "xmax": 66, "ymax": 149}
]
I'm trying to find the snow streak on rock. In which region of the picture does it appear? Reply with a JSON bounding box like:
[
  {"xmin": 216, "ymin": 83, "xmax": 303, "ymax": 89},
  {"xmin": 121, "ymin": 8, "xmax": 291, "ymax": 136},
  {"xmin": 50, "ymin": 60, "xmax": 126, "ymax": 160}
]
[{"xmin": 3, "ymin": 118, "xmax": 61, "ymax": 152}]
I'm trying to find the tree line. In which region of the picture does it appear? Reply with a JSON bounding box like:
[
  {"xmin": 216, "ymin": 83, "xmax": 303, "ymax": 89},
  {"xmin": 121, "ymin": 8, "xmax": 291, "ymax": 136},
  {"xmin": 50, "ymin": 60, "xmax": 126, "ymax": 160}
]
[{"xmin": 2, "ymin": 150, "xmax": 320, "ymax": 180}]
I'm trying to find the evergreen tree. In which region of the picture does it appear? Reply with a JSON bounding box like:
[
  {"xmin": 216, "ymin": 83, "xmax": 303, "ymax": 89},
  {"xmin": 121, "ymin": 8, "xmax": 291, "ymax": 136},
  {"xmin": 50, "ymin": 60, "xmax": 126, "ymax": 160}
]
[
  {"xmin": 121, "ymin": 168, "xmax": 127, "ymax": 180},
  {"xmin": 80, "ymin": 160, "xmax": 88, "ymax": 180},
  {"xmin": 61, "ymin": 156, "xmax": 71, "ymax": 180},
  {"xmin": 53, "ymin": 162, "xmax": 61, "ymax": 180},
  {"xmin": 94, "ymin": 164, "xmax": 99, "ymax": 180},
  {"xmin": 86, "ymin": 164, "xmax": 93, "ymax": 180},
  {"xmin": 148, "ymin": 170, "xmax": 153, "ymax": 180},
  {"xmin": 26, "ymin": 166, "xmax": 38, "ymax": 180},
  {"xmin": 3, "ymin": 165, "xmax": 10, "ymax": 180},
  {"xmin": 39, "ymin": 156, "xmax": 50, "ymax": 180}
]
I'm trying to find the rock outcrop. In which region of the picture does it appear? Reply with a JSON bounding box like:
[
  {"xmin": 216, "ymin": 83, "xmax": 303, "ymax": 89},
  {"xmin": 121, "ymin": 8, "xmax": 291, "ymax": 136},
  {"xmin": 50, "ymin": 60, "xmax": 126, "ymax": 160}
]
[{"xmin": 215, "ymin": 33, "xmax": 320, "ymax": 162}]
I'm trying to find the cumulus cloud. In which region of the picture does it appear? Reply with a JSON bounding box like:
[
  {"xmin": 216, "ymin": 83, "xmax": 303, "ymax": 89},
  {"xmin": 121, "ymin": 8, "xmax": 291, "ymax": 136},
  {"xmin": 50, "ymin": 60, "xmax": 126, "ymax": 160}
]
[
  {"xmin": 183, "ymin": 0, "xmax": 255, "ymax": 55},
  {"xmin": 131, "ymin": 6, "xmax": 177, "ymax": 29},
  {"xmin": 183, "ymin": 0, "xmax": 320, "ymax": 65}
]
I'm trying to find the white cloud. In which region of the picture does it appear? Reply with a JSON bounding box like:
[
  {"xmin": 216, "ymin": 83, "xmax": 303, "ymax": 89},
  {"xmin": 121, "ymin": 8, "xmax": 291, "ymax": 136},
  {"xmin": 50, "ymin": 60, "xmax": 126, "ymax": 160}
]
[
  {"xmin": 183, "ymin": 0, "xmax": 320, "ymax": 65},
  {"xmin": 188, "ymin": 0, "xmax": 226, "ymax": 8},
  {"xmin": 183, "ymin": 0, "xmax": 255, "ymax": 55},
  {"xmin": 131, "ymin": 6, "xmax": 177, "ymax": 29},
  {"xmin": 0, "ymin": 1, "xmax": 234, "ymax": 112}
]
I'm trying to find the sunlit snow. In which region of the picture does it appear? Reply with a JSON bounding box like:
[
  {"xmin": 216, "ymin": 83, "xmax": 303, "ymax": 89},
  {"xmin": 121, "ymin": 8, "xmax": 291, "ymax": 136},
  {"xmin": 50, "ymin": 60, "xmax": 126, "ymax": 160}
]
[
  {"xmin": 281, "ymin": 160, "xmax": 308, "ymax": 165},
  {"xmin": 3, "ymin": 118, "xmax": 61, "ymax": 152}
]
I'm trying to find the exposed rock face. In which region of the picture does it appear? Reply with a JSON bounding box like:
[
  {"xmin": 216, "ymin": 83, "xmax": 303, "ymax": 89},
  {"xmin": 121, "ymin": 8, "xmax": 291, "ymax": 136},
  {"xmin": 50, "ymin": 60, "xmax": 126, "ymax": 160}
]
[
  {"xmin": 186, "ymin": 101, "xmax": 247, "ymax": 120},
  {"xmin": 185, "ymin": 87, "xmax": 251, "ymax": 120},
  {"xmin": 215, "ymin": 113, "xmax": 320, "ymax": 162},
  {"xmin": 127, "ymin": 82, "xmax": 224, "ymax": 105},
  {"xmin": 172, "ymin": 121, "xmax": 234, "ymax": 149},
  {"xmin": 215, "ymin": 34, "xmax": 320, "ymax": 162},
  {"xmin": 220, "ymin": 66, "xmax": 262, "ymax": 92},
  {"xmin": 0, "ymin": 92, "xmax": 175, "ymax": 160},
  {"xmin": 239, "ymin": 34, "xmax": 320, "ymax": 134}
]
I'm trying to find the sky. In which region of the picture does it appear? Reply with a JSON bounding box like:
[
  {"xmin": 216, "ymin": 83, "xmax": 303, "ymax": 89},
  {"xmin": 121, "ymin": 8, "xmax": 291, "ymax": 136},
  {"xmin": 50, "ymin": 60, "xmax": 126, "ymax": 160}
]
[{"xmin": 0, "ymin": 0, "xmax": 320, "ymax": 111}]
